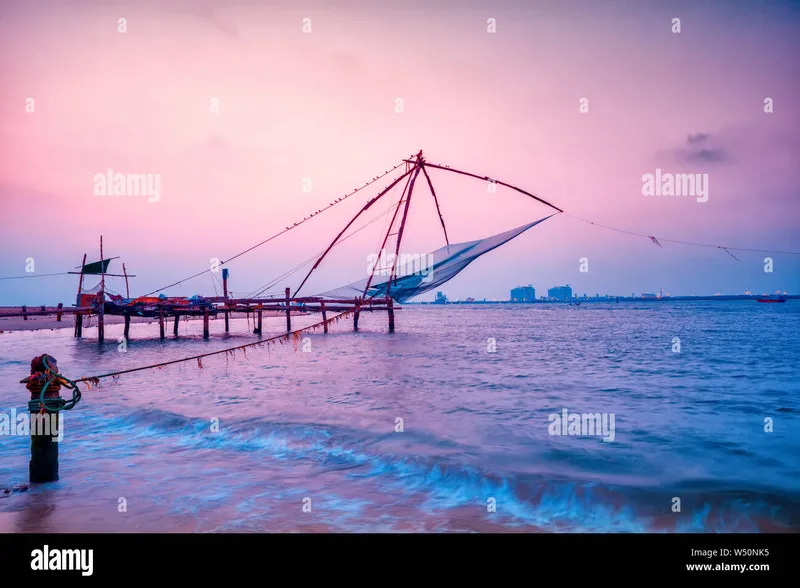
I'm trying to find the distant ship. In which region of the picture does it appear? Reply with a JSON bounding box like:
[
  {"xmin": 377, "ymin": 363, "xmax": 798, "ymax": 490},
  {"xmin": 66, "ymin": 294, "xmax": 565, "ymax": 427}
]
[{"xmin": 756, "ymin": 295, "xmax": 787, "ymax": 303}]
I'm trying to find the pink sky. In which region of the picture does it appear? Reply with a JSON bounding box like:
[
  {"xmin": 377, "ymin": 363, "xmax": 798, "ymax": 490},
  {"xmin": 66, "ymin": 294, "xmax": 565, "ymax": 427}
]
[{"xmin": 1, "ymin": 0, "xmax": 798, "ymax": 304}]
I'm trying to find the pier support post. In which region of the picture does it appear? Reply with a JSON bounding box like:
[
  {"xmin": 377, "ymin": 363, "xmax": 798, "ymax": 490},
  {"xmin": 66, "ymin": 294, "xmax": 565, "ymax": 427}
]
[
  {"xmin": 22, "ymin": 305, "xmax": 27, "ymax": 321},
  {"xmin": 387, "ymin": 298, "xmax": 395, "ymax": 333},
  {"xmin": 159, "ymin": 313, "xmax": 165, "ymax": 340},
  {"xmin": 174, "ymin": 315, "xmax": 179, "ymax": 336},
  {"xmin": 256, "ymin": 307, "xmax": 262, "ymax": 335},
  {"xmin": 223, "ymin": 268, "xmax": 230, "ymax": 333},
  {"xmin": 353, "ymin": 297, "xmax": 360, "ymax": 332},
  {"xmin": 75, "ymin": 314, "xmax": 83, "ymax": 338},
  {"xmin": 97, "ymin": 293, "xmax": 105, "ymax": 343},
  {"xmin": 23, "ymin": 355, "xmax": 62, "ymax": 483},
  {"xmin": 285, "ymin": 287, "xmax": 291, "ymax": 333},
  {"xmin": 321, "ymin": 302, "xmax": 328, "ymax": 333},
  {"xmin": 124, "ymin": 314, "xmax": 131, "ymax": 341},
  {"xmin": 56, "ymin": 303, "xmax": 63, "ymax": 322},
  {"xmin": 203, "ymin": 311, "xmax": 210, "ymax": 339}
]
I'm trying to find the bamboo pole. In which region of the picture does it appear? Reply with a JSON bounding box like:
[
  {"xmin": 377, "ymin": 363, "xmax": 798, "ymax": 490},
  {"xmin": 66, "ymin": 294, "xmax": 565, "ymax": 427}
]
[
  {"xmin": 122, "ymin": 263, "xmax": 130, "ymax": 298},
  {"xmin": 293, "ymin": 166, "xmax": 415, "ymax": 298},
  {"xmin": 285, "ymin": 287, "xmax": 291, "ymax": 332},
  {"xmin": 75, "ymin": 253, "xmax": 86, "ymax": 338},
  {"xmin": 98, "ymin": 237, "xmax": 105, "ymax": 343},
  {"xmin": 223, "ymin": 268, "xmax": 230, "ymax": 332}
]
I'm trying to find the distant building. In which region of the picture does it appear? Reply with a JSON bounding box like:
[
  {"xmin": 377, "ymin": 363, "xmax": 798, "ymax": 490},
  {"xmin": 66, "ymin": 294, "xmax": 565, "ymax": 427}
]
[
  {"xmin": 548, "ymin": 285, "xmax": 573, "ymax": 301},
  {"xmin": 434, "ymin": 291, "xmax": 448, "ymax": 304},
  {"xmin": 641, "ymin": 293, "xmax": 658, "ymax": 299},
  {"xmin": 510, "ymin": 285, "xmax": 536, "ymax": 302}
]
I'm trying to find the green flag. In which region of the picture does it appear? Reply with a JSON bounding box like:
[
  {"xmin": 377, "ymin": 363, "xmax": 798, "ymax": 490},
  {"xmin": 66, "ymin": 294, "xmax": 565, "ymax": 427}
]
[{"xmin": 81, "ymin": 259, "xmax": 112, "ymax": 275}]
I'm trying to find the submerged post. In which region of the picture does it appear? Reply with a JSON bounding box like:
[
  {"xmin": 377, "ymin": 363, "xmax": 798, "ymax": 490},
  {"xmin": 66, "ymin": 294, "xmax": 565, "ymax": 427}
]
[
  {"xmin": 75, "ymin": 314, "xmax": 83, "ymax": 338},
  {"xmin": 123, "ymin": 314, "xmax": 131, "ymax": 341},
  {"xmin": 56, "ymin": 303, "xmax": 63, "ymax": 322},
  {"xmin": 387, "ymin": 297, "xmax": 395, "ymax": 333},
  {"xmin": 22, "ymin": 305, "xmax": 27, "ymax": 321},
  {"xmin": 22, "ymin": 355, "xmax": 62, "ymax": 483},
  {"xmin": 173, "ymin": 314, "xmax": 179, "ymax": 336},
  {"xmin": 256, "ymin": 305, "xmax": 262, "ymax": 335},
  {"xmin": 353, "ymin": 297, "xmax": 360, "ymax": 331},
  {"xmin": 285, "ymin": 287, "xmax": 291, "ymax": 333},
  {"xmin": 203, "ymin": 310, "xmax": 210, "ymax": 339},
  {"xmin": 159, "ymin": 312, "xmax": 165, "ymax": 340},
  {"xmin": 321, "ymin": 302, "xmax": 328, "ymax": 333}
]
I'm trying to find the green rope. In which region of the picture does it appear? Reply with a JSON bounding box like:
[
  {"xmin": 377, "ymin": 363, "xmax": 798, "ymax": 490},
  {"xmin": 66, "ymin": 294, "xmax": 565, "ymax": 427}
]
[{"xmin": 27, "ymin": 356, "xmax": 82, "ymax": 414}]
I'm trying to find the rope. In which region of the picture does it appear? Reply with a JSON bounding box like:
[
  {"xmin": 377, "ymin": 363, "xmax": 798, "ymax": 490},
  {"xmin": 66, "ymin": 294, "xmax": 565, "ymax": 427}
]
[
  {"xmin": 22, "ymin": 356, "xmax": 82, "ymax": 413},
  {"xmin": 0, "ymin": 272, "xmax": 70, "ymax": 281},
  {"xmin": 563, "ymin": 213, "xmax": 800, "ymax": 256},
  {"xmin": 74, "ymin": 310, "xmax": 353, "ymax": 385},
  {"xmin": 245, "ymin": 188, "xmax": 405, "ymax": 299},
  {"xmin": 141, "ymin": 160, "xmax": 409, "ymax": 297}
]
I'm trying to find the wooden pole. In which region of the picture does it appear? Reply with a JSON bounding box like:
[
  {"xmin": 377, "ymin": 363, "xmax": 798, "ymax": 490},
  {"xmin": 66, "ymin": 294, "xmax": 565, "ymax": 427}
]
[
  {"xmin": 361, "ymin": 165, "xmax": 415, "ymax": 298},
  {"xmin": 122, "ymin": 263, "xmax": 130, "ymax": 298},
  {"xmin": 223, "ymin": 268, "xmax": 230, "ymax": 332},
  {"xmin": 321, "ymin": 302, "xmax": 328, "ymax": 333},
  {"xmin": 292, "ymin": 166, "xmax": 415, "ymax": 298},
  {"xmin": 203, "ymin": 311, "xmax": 210, "ymax": 339},
  {"xmin": 56, "ymin": 303, "xmax": 63, "ymax": 322},
  {"xmin": 285, "ymin": 287, "xmax": 291, "ymax": 332},
  {"xmin": 420, "ymin": 164, "xmax": 450, "ymax": 246},
  {"xmin": 159, "ymin": 312, "xmax": 165, "ymax": 340},
  {"xmin": 124, "ymin": 314, "xmax": 131, "ymax": 340},
  {"xmin": 173, "ymin": 314, "xmax": 179, "ymax": 336},
  {"xmin": 353, "ymin": 297, "xmax": 360, "ymax": 331},
  {"xmin": 98, "ymin": 237, "xmax": 105, "ymax": 343},
  {"xmin": 22, "ymin": 305, "xmax": 27, "ymax": 321},
  {"xmin": 387, "ymin": 297, "xmax": 395, "ymax": 332},
  {"xmin": 24, "ymin": 355, "xmax": 62, "ymax": 483},
  {"xmin": 256, "ymin": 306, "xmax": 262, "ymax": 335},
  {"xmin": 97, "ymin": 292, "xmax": 104, "ymax": 343},
  {"xmin": 74, "ymin": 253, "xmax": 86, "ymax": 338}
]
